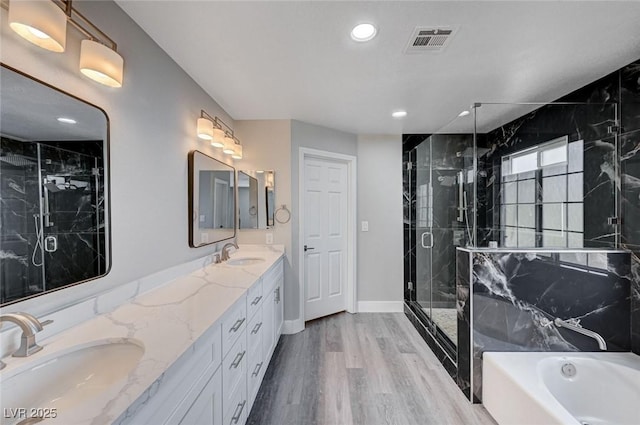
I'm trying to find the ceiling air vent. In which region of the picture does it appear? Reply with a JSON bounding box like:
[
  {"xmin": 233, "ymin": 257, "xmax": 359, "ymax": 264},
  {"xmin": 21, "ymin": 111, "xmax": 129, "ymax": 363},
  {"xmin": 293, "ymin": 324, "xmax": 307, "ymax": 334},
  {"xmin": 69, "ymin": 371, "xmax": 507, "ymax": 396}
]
[{"xmin": 405, "ymin": 26, "xmax": 457, "ymax": 53}]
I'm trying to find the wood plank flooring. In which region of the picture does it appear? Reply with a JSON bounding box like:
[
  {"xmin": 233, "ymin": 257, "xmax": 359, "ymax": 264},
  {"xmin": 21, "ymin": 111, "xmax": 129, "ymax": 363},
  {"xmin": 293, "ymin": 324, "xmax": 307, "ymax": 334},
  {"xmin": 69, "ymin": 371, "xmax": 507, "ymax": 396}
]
[{"xmin": 247, "ymin": 312, "xmax": 496, "ymax": 425}]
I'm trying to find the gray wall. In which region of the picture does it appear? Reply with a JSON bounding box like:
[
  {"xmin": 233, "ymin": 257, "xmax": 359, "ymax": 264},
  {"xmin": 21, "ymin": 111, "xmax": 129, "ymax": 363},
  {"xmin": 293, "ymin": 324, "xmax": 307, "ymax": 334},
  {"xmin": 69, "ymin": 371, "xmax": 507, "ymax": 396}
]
[
  {"xmin": 1, "ymin": 0, "xmax": 235, "ymax": 316},
  {"xmin": 357, "ymin": 135, "xmax": 403, "ymax": 304}
]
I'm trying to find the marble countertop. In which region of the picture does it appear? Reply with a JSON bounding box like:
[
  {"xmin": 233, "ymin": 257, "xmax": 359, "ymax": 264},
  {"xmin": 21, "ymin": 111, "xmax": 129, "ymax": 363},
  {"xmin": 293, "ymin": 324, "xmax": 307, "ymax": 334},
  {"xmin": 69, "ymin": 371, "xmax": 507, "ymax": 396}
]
[{"xmin": 0, "ymin": 245, "xmax": 285, "ymax": 425}]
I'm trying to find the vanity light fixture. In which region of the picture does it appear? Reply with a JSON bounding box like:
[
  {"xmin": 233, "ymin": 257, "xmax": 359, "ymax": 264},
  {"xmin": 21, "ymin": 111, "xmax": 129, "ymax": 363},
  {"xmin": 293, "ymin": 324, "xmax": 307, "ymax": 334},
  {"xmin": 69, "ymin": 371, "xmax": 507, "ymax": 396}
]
[
  {"xmin": 231, "ymin": 143, "xmax": 243, "ymax": 160},
  {"xmin": 392, "ymin": 110, "xmax": 407, "ymax": 118},
  {"xmin": 351, "ymin": 23, "xmax": 377, "ymax": 42},
  {"xmin": 8, "ymin": 0, "xmax": 67, "ymax": 52},
  {"xmin": 5, "ymin": 0, "xmax": 124, "ymax": 88},
  {"xmin": 57, "ymin": 117, "xmax": 77, "ymax": 124},
  {"xmin": 198, "ymin": 110, "xmax": 242, "ymax": 155},
  {"xmin": 223, "ymin": 134, "xmax": 236, "ymax": 155}
]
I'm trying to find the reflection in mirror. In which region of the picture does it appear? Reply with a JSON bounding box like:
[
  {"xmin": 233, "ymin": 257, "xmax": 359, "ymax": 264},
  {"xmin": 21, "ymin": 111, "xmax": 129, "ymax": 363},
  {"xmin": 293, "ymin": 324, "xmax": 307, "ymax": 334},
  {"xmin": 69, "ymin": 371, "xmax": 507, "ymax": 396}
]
[
  {"xmin": 238, "ymin": 170, "xmax": 275, "ymax": 229},
  {"xmin": 0, "ymin": 65, "xmax": 110, "ymax": 305},
  {"xmin": 188, "ymin": 151, "xmax": 235, "ymax": 247}
]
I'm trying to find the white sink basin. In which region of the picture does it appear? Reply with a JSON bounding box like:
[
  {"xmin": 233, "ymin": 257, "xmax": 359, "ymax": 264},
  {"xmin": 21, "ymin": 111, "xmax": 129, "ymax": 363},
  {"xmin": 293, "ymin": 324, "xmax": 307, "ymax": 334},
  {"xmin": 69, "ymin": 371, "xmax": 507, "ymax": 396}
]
[
  {"xmin": 227, "ymin": 257, "xmax": 265, "ymax": 266},
  {"xmin": 0, "ymin": 339, "xmax": 144, "ymax": 423}
]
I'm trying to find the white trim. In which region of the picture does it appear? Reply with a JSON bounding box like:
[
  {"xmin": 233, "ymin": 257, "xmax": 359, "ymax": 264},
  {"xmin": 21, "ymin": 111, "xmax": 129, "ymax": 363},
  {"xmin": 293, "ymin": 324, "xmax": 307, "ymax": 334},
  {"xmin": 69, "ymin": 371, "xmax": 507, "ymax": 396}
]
[
  {"xmin": 298, "ymin": 147, "xmax": 357, "ymax": 327},
  {"xmin": 282, "ymin": 319, "xmax": 305, "ymax": 335},
  {"xmin": 357, "ymin": 301, "xmax": 404, "ymax": 313}
]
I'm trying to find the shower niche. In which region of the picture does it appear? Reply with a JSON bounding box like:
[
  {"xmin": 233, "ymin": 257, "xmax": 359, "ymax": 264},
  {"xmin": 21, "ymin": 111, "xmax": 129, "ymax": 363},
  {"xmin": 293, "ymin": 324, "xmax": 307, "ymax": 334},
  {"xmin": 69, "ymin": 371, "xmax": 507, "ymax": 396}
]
[{"xmin": 0, "ymin": 65, "xmax": 110, "ymax": 305}]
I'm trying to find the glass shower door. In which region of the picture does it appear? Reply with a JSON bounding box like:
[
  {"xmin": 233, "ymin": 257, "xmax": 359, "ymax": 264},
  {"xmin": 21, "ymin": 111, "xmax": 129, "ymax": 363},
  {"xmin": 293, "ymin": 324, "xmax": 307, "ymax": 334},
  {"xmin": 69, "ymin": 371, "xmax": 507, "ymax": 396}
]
[{"xmin": 415, "ymin": 139, "xmax": 434, "ymax": 326}]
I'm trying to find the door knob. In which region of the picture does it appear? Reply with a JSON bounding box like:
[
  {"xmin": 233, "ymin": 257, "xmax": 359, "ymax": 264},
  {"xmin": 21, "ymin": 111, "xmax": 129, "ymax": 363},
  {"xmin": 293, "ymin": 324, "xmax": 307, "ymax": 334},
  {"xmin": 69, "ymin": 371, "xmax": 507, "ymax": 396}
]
[{"xmin": 304, "ymin": 245, "xmax": 315, "ymax": 252}]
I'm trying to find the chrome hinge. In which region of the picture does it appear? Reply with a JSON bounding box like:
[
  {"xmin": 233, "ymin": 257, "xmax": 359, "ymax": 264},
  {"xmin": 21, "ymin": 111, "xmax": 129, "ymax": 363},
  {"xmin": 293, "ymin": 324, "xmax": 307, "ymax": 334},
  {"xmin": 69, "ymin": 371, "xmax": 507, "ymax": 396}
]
[
  {"xmin": 406, "ymin": 162, "xmax": 413, "ymax": 171},
  {"xmin": 408, "ymin": 281, "xmax": 413, "ymax": 291},
  {"xmin": 91, "ymin": 167, "xmax": 100, "ymax": 176},
  {"xmin": 608, "ymin": 217, "xmax": 620, "ymax": 225},
  {"xmin": 607, "ymin": 125, "xmax": 620, "ymax": 134}
]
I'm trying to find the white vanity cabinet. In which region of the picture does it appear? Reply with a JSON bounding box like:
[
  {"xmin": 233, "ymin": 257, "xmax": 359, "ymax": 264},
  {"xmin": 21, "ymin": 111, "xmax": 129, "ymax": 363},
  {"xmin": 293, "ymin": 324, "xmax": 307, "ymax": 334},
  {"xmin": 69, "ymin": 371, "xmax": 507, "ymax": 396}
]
[{"xmin": 120, "ymin": 257, "xmax": 283, "ymax": 425}]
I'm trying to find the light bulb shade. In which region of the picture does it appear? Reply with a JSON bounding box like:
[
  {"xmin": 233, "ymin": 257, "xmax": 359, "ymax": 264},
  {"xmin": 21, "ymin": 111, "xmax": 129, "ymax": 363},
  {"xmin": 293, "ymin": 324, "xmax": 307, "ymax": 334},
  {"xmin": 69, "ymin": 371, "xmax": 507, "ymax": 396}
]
[
  {"xmin": 222, "ymin": 136, "xmax": 235, "ymax": 154},
  {"xmin": 79, "ymin": 39, "xmax": 124, "ymax": 88},
  {"xmin": 211, "ymin": 128, "xmax": 225, "ymax": 147},
  {"xmin": 231, "ymin": 144, "xmax": 243, "ymax": 159},
  {"xmin": 197, "ymin": 118, "xmax": 214, "ymax": 140},
  {"xmin": 9, "ymin": 0, "xmax": 67, "ymax": 52}
]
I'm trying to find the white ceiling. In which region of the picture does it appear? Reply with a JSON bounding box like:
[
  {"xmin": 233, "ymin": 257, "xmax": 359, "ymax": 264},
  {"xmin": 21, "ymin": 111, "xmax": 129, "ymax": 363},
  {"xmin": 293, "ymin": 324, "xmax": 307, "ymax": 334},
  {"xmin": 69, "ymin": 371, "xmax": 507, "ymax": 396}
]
[{"xmin": 115, "ymin": 1, "xmax": 640, "ymax": 135}]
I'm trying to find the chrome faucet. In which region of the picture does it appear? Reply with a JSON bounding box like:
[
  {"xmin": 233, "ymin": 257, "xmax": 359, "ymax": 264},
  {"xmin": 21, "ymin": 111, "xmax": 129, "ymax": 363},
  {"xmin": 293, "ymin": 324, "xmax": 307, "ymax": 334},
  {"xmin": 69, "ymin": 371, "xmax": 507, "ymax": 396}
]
[
  {"xmin": 221, "ymin": 241, "xmax": 239, "ymax": 261},
  {"xmin": 0, "ymin": 313, "xmax": 52, "ymax": 369},
  {"xmin": 554, "ymin": 318, "xmax": 607, "ymax": 350}
]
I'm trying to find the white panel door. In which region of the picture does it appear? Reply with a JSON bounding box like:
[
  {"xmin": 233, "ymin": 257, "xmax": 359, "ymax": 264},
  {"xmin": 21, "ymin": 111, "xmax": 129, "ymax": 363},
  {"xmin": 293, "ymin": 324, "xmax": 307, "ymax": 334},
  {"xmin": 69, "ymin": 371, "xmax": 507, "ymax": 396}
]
[{"xmin": 304, "ymin": 157, "xmax": 348, "ymax": 321}]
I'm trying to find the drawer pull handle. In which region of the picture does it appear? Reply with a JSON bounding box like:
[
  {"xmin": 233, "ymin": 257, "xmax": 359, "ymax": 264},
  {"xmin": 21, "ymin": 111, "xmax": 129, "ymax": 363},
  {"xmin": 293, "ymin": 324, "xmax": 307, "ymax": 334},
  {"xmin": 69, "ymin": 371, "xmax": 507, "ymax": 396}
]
[
  {"xmin": 251, "ymin": 362, "xmax": 263, "ymax": 377},
  {"xmin": 251, "ymin": 322, "xmax": 263, "ymax": 334},
  {"xmin": 251, "ymin": 295, "xmax": 263, "ymax": 306},
  {"xmin": 229, "ymin": 317, "xmax": 245, "ymax": 333},
  {"xmin": 231, "ymin": 400, "xmax": 246, "ymax": 424},
  {"xmin": 230, "ymin": 350, "xmax": 246, "ymax": 369}
]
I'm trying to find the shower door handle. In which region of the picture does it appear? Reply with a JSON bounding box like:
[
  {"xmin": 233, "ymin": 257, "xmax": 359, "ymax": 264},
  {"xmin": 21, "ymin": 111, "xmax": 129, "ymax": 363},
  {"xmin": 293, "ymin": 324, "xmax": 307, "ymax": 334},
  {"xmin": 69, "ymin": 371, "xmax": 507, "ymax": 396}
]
[{"xmin": 421, "ymin": 232, "xmax": 433, "ymax": 249}]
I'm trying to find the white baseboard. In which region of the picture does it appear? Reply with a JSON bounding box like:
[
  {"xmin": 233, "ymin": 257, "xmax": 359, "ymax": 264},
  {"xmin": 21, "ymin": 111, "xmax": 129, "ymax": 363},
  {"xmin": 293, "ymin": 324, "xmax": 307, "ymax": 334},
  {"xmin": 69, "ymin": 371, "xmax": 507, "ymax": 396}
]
[
  {"xmin": 282, "ymin": 319, "xmax": 305, "ymax": 334},
  {"xmin": 357, "ymin": 301, "xmax": 404, "ymax": 313}
]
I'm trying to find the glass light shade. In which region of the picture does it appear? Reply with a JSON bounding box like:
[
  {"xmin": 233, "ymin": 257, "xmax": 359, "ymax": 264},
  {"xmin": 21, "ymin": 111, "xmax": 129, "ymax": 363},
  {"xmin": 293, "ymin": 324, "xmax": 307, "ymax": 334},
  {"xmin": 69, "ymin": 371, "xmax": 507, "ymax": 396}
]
[
  {"xmin": 231, "ymin": 144, "xmax": 243, "ymax": 160},
  {"xmin": 9, "ymin": 0, "xmax": 67, "ymax": 52},
  {"xmin": 222, "ymin": 136, "xmax": 235, "ymax": 154},
  {"xmin": 79, "ymin": 39, "xmax": 124, "ymax": 88},
  {"xmin": 197, "ymin": 117, "xmax": 213, "ymax": 140},
  {"xmin": 211, "ymin": 128, "xmax": 225, "ymax": 147}
]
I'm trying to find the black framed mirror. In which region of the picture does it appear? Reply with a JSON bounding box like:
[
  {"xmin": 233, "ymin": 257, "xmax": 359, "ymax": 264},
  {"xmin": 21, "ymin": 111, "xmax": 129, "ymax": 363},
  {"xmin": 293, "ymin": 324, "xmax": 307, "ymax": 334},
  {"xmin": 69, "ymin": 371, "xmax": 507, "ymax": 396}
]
[
  {"xmin": 0, "ymin": 64, "xmax": 111, "ymax": 306},
  {"xmin": 237, "ymin": 170, "xmax": 275, "ymax": 229},
  {"xmin": 188, "ymin": 150, "xmax": 236, "ymax": 247}
]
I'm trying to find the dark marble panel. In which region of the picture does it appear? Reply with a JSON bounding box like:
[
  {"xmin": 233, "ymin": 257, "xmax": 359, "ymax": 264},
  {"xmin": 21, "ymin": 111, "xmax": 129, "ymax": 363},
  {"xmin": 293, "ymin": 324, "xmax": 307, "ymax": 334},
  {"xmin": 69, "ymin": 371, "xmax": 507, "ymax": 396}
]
[
  {"xmin": 620, "ymin": 60, "xmax": 640, "ymax": 134},
  {"xmin": 469, "ymin": 251, "xmax": 631, "ymax": 401},
  {"xmin": 631, "ymin": 252, "xmax": 640, "ymax": 355},
  {"xmin": 456, "ymin": 249, "xmax": 471, "ymax": 400},
  {"xmin": 621, "ymin": 129, "xmax": 640, "ymax": 249}
]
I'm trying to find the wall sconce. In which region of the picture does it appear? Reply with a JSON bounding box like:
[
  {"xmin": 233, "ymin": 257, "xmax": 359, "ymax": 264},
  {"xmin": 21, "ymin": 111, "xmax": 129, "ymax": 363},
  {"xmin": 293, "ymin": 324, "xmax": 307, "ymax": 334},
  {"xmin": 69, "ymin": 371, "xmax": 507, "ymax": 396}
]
[
  {"xmin": 197, "ymin": 110, "xmax": 243, "ymax": 159},
  {"xmin": 4, "ymin": 0, "xmax": 124, "ymax": 88}
]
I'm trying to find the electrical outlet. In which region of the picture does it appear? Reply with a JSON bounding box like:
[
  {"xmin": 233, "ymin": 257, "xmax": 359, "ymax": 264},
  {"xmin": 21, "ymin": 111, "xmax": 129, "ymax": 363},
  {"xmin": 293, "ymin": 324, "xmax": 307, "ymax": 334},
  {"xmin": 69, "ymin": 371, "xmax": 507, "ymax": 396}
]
[
  {"xmin": 266, "ymin": 233, "xmax": 274, "ymax": 244},
  {"xmin": 361, "ymin": 221, "xmax": 369, "ymax": 232}
]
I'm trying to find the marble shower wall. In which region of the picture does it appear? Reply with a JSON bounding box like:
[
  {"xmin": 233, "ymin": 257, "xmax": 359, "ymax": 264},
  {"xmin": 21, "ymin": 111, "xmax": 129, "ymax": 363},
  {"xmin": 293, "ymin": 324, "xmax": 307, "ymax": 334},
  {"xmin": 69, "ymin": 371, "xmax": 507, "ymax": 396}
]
[
  {"xmin": 458, "ymin": 249, "xmax": 632, "ymax": 402},
  {"xmin": 0, "ymin": 137, "xmax": 106, "ymax": 304}
]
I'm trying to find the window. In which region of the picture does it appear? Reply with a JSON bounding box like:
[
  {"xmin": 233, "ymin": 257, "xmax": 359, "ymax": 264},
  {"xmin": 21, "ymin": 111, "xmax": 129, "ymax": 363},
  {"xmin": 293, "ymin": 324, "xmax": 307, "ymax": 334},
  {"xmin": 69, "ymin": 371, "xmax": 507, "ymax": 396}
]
[{"xmin": 500, "ymin": 136, "xmax": 583, "ymax": 248}]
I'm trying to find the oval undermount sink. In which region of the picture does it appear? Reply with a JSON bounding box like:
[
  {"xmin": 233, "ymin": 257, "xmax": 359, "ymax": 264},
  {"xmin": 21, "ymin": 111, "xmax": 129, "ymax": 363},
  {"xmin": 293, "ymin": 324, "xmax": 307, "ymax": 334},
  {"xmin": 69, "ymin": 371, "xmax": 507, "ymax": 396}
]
[
  {"xmin": 0, "ymin": 339, "xmax": 144, "ymax": 423},
  {"xmin": 227, "ymin": 257, "xmax": 265, "ymax": 266}
]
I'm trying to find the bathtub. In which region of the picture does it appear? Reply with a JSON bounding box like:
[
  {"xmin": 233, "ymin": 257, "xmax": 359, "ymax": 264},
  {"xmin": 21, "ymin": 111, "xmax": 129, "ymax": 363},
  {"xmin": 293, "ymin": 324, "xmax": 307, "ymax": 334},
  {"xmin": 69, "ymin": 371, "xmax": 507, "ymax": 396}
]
[{"xmin": 482, "ymin": 352, "xmax": 640, "ymax": 425}]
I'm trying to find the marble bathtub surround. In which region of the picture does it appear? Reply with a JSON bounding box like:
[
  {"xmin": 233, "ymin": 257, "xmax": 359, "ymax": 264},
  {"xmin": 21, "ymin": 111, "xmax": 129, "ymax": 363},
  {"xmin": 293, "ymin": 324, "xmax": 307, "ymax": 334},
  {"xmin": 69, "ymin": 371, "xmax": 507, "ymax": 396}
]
[
  {"xmin": 455, "ymin": 248, "xmax": 632, "ymax": 402},
  {"xmin": 0, "ymin": 244, "xmax": 284, "ymax": 424}
]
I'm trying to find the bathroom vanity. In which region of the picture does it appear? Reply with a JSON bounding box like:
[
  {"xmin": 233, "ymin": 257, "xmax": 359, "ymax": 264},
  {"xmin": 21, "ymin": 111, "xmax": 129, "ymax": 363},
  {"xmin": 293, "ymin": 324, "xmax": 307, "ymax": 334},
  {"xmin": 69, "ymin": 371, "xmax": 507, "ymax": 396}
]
[{"xmin": 0, "ymin": 245, "xmax": 284, "ymax": 425}]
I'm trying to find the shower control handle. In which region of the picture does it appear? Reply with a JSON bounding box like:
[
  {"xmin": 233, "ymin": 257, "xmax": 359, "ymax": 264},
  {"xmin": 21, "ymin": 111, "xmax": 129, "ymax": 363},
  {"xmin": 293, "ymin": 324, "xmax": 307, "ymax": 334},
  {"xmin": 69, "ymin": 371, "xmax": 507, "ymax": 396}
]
[
  {"xmin": 44, "ymin": 236, "xmax": 57, "ymax": 253},
  {"xmin": 421, "ymin": 232, "xmax": 434, "ymax": 249}
]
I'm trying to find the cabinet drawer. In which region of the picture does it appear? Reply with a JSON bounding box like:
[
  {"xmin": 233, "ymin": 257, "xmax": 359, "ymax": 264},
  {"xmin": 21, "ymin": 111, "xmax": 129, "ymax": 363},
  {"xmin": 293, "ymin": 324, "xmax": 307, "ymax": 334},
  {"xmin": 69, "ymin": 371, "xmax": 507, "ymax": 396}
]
[
  {"xmin": 247, "ymin": 349, "xmax": 265, "ymax": 410},
  {"xmin": 223, "ymin": 379, "xmax": 247, "ymax": 425},
  {"xmin": 247, "ymin": 279, "xmax": 263, "ymax": 319},
  {"xmin": 247, "ymin": 307, "xmax": 263, "ymax": 356},
  {"xmin": 222, "ymin": 298, "xmax": 247, "ymax": 357},
  {"xmin": 223, "ymin": 331, "xmax": 247, "ymax": 405}
]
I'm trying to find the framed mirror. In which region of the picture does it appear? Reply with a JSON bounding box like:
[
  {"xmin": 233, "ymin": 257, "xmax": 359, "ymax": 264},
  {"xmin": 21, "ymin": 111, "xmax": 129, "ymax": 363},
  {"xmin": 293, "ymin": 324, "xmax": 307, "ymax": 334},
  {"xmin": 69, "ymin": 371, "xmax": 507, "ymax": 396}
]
[
  {"xmin": 188, "ymin": 150, "xmax": 236, "ymax": 247},
  {"xmin": 0, "ymin": 64, "xmax": 110, "ymax": 306},
  {"xmin": 238, "ymin": 170, "xmax": 275, "ymax": 229}
]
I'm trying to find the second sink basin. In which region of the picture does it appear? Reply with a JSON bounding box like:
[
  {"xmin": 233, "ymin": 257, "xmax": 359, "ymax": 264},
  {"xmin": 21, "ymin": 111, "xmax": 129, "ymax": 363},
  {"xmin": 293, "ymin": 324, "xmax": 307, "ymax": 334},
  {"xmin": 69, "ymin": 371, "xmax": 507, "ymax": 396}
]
[
  {"xmin": 227, "ymin": 257, "xmax": 265, "ymax": 266},
  {"xmin": 0, "ymin": 339, "xmax": 144, "ymax": 423}
]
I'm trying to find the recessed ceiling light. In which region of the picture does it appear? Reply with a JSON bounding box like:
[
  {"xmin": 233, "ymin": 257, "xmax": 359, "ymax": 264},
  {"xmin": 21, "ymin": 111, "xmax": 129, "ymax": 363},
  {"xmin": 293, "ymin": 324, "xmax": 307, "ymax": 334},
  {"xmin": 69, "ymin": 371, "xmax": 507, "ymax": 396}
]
[
  {"xmin": 392, "ymin": 110, "xmax": 407, "ymax": 118},
  {"xmin": 57, "ymin": 117, "xmax": 77, "ymax": 124},
  {"xmin": 458, "ymin": 110, "xmax": 470, "ymax": 117},
  {"xmin": 351, "ymin": 23, "xmax": 377, "ymax": 42}
]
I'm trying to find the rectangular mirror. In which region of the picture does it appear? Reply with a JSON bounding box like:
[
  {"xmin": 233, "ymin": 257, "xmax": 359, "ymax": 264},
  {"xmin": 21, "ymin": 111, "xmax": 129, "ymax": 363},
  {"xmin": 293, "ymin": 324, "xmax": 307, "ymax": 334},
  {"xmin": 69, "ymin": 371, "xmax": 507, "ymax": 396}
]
[
  {"xmin": 0, "ymin": 65, "xmax": 110, "ymax": 306},
  {"xmin": 188, "ymin": 150, "xmax": 236, "ymax": 246},
  {"xmin": 238, "ymin": 170, "xmax": 275, "ymax": 229}
]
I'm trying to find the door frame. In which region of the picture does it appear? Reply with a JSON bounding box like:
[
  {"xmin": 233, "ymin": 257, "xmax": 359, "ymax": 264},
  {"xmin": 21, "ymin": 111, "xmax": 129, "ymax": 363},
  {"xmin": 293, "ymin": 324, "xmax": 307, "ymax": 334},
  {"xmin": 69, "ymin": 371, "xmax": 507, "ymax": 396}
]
[{"xmin": 298, "ymin": 147, "xmax": 357, "ymax": 325}]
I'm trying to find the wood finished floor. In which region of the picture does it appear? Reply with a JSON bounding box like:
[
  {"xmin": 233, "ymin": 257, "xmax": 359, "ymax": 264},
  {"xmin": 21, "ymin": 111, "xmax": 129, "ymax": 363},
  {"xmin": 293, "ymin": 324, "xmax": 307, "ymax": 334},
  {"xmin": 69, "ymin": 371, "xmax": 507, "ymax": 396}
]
[{"xmin": 247, "ymin": 312, "xmax": 496, "ymax": 425}]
